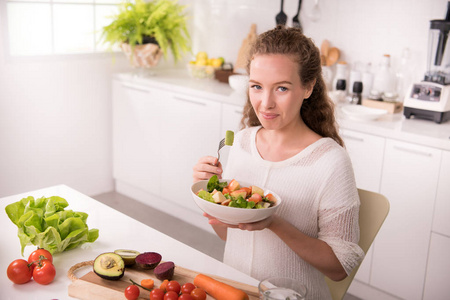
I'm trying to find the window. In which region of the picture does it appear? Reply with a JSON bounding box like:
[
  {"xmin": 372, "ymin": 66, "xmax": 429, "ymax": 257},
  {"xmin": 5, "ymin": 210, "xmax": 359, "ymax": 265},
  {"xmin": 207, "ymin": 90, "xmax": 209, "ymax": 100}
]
[{"xmin": 5, "ymin": 0, "xmax": 124, "ymax": 56}]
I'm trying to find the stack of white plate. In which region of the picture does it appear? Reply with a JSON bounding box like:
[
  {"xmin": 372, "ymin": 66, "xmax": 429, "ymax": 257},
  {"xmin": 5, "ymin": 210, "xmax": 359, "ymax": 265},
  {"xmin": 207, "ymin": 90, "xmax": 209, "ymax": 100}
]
[{"xmin": 341, "ymin": 105, "xmax": 388, "ymax": 121}]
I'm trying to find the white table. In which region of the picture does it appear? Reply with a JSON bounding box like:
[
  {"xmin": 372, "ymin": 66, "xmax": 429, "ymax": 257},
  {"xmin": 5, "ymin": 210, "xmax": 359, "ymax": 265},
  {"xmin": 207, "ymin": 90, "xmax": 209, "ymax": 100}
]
[{"xmin": 0, "ymin": 185, "xmax": 259, "ymax": 299}]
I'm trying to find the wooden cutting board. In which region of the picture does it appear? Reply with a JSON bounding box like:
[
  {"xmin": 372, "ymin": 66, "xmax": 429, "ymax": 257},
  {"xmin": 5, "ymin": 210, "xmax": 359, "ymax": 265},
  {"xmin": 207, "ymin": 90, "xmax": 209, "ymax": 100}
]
[{"xmin": 68, "ymin": 263, "xmax": 259, "ymax": 300}]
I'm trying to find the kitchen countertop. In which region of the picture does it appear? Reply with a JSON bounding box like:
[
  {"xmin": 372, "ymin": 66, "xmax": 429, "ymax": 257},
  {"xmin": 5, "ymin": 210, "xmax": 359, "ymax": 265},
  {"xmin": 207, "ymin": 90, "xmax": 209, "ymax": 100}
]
[
  {"xmin": 0, "ymin": 185, "xmax": 259, "ymax": 300},
  {"xmin": 114, "ymin": 69, "xmax": 450, "ymax": 151},
  {"xmin": 115, "ymin": 69, "xmax": 247, "ymax": 107}
]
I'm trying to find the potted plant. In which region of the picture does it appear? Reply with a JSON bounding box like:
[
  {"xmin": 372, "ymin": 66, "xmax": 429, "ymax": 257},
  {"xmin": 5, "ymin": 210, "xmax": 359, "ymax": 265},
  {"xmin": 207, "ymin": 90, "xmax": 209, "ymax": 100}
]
[{"xmin": 101, "ymin": 0, "xmax": 191, "ymax": 67}]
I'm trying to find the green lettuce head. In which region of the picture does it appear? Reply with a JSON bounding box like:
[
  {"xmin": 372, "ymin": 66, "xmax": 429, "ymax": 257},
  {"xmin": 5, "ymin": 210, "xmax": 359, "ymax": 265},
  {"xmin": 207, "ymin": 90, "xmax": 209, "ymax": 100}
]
[{"xmin": 5, "ymin": 196, "xmax": 99, "ymax": 255}]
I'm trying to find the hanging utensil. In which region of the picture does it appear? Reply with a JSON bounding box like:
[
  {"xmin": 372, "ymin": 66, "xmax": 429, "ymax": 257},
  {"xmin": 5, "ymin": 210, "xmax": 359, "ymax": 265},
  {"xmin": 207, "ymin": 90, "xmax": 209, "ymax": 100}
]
[
  {"xmin": 307, "ymin": 0, "xmax": 321, "ymax": 21},
  {"xmin": 292, "ymin": 0, "xmax": 302, "ymax": 29},
  {"xmin": 320, "ymin": 39, "xmax": 330, "ymax": 58},
  {"xmin": 326, "ymin": 47, "xmax": 340, "ymax": 66},
  {"xmin": 275, "ymin": 0, "xmax": 287, "ymax": 25}
]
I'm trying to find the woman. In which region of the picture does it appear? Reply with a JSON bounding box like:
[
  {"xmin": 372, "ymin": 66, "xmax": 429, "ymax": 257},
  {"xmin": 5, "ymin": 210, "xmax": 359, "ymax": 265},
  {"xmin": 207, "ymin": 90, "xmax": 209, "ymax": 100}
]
[{"xmin": 192, "ymin": 26, "xmax": 364, "ymax": 299}]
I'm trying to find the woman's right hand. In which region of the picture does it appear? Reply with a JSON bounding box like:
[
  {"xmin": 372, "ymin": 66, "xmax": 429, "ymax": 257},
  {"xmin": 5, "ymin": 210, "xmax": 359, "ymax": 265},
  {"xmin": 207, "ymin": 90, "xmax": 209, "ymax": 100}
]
[{"xmin": 192, "ymin": 156, "xmax": 223, "ymax": 182}]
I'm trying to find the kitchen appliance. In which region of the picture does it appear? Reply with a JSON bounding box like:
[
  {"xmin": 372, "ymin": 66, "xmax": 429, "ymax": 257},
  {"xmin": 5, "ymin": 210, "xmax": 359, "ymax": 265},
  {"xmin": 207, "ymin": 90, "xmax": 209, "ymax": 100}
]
[{"xmin": 404, "ymin": 2, "xmax": 450, "ymax": 123}]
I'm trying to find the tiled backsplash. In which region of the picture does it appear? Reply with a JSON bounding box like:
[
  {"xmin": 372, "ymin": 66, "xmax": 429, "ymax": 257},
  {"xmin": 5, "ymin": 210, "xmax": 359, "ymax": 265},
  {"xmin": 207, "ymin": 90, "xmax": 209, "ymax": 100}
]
[{"xmin": 190, "ymin": 0, "xmax": 447, "ymax": 84}]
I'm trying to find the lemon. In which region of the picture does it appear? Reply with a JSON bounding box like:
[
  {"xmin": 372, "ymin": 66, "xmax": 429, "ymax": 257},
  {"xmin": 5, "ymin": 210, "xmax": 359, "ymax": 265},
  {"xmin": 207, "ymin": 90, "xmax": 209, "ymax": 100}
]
[
  {"xmin": 196, "ymin": 51, "xmax": 208, "ymax": 61},
  {"xmin": 211, "ymin": 58, "xmax": 223, "ymax": 68},
  {"xmin": 196, "ymin": 58, "xmax": 208, "ymax": 66}
]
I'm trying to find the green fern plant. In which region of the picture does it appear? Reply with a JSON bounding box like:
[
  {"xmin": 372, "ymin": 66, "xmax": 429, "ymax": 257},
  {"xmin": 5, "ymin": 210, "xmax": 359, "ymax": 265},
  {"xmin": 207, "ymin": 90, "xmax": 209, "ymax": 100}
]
[{"xmin": 101, "ymin": 0, "xmax": 191, "ymax": 62}]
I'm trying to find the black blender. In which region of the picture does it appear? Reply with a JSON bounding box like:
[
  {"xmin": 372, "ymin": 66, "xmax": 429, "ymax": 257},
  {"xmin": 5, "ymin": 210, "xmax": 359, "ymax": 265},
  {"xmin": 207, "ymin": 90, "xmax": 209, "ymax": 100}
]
[{"xmin": 404, "ymin": 1, "xmax": 450, "ymax": 123}]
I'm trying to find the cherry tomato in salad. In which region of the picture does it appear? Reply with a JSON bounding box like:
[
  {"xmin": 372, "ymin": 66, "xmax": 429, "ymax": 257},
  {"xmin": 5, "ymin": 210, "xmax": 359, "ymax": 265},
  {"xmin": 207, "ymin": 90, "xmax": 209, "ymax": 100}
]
[
  {"xmin": 32, "ymin": 259, "xmax": 56, "ymax": 285},
  {"xmin": 190, "ymin": 288, "xmax": 207, "ymax": 300},
  {"xmin": 164, "ymin": 291, "xmax": 179, "ymax": 300},
  {"xmin": 181, "ymin": 282, "xmax": 195, "ymax": 294},
  {"xmin": 28, "ymin": 248, "xmax": 53, "ymax": 270},
  {"xmin": 179, "ymin": 294, "xmax": 194, "ymax": 300},
  {"xmin": 166, "ymin": 280, "xmax": 181, "ymax": 294},
  {"xmin": 248, "ymin": 193, "xmax": 262, "ymax": 203},
  {"xmin": 7, "ymin": 259, "xmax": 33, "ymax": 284},
  {"xmin": 150, "ymin": 288, "xmax": 165, "ymax": 300},
  {"xmin": 124, "ymin": 284, "xmax": 140, "ymax": 300}
]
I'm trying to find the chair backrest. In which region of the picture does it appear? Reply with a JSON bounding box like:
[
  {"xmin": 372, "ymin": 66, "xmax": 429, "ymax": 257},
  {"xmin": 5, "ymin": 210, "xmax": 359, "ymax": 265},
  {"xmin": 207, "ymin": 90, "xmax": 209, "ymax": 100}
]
[{"xmin": 325, "ymin": 189, "xmax": 390, "ymax": 300}]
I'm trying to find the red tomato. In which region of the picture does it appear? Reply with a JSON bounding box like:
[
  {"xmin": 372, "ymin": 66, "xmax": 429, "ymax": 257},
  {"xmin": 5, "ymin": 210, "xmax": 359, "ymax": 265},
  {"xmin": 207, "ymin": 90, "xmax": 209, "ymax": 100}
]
[
  {"xmin": 164, "ymin": 290, "xmax": 179, "ymax": 300},
  {"xmin": 32, "ymin": 260, "xmax": 56, "ymax": 285},
  {"xmin": 190, "ymin": 288, "xmax": 207, "ymax": 300},
  {"xmin": 166, "ymin": 280, "xmax": 181, "ymax": 294},
  {"xmin": 7, "ymin": 259, "xmax": 33, "ymax": 284},
  {"xmin": 28, "ymin": 248, "xmax": 53, "ymax": 271},
  {"xmin": 248, "ymin": 193, "xmax": 262, "ymax": 203},
  {"xmin": 181, "ymin": 282, "xmax": 195, "ymax": 294},
  {"xmin": 124, "ymin": 284, "xmax": 140, "ymax": 300},
  {"xmin": 150, "ymin": 288, "xmax": 165, "ymax": 300},
  {"xmin": 227, "ymin": 179, "xmax": 240, "ymax": 192},
  {"xmin": 179, "ymin": 294, "xmax": 194, "ymax": 300}
]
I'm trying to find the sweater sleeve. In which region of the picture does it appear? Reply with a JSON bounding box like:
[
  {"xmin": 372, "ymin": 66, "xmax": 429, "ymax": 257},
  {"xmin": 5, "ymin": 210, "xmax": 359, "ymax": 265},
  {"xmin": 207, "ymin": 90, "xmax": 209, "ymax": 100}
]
[{"xmin": 317, "ymin": 148, "xmax": 365, "ymax": 276}]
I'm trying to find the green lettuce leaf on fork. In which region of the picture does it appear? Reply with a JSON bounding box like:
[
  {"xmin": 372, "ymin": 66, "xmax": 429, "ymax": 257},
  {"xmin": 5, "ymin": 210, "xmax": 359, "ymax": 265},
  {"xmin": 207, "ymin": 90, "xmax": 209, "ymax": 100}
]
[{"xmin": 5, "ymin": 196, "xmax": 99, "ymax": 255}]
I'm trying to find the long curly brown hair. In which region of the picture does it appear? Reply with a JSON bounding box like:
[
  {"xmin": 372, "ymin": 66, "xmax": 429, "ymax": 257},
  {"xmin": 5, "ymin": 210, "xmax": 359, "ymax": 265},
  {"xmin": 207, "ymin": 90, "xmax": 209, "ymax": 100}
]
[{"xmin": 240, "ymin": 25, "xmax": 344, "ymax": 147}]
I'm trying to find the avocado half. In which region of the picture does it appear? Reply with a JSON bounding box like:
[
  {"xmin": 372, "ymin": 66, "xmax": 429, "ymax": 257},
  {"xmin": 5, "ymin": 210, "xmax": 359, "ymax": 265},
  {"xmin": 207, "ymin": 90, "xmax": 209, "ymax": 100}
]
[
  {"xmin": 114, "ymin": 249, "xmax": 140, "ymax": 266},
  {"xmin": 93, "ymin": 252, "xmax": 125, "ymax": 280}
]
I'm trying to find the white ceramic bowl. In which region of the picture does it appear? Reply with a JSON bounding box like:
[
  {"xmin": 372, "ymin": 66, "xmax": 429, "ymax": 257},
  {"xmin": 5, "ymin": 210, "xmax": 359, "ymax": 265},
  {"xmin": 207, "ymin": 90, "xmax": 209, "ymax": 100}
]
[
  {"xmin": 228, "ymin": 74, "xmax": 249, "ymax": 93},
  {"xmin": 191, "ymin": 179, "xmax": 282, "ymax": 225}
]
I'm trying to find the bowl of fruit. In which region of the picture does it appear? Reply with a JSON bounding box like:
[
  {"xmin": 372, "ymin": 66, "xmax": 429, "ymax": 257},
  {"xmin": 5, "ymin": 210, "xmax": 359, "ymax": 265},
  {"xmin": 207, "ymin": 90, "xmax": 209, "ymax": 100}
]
[
  {"xmin": 191, "ymin": 175, "xmax": 281, "ymax": 225},
  {"xmin": 188, "ymin": 51, "xmax": 224, "ymax": 79}
]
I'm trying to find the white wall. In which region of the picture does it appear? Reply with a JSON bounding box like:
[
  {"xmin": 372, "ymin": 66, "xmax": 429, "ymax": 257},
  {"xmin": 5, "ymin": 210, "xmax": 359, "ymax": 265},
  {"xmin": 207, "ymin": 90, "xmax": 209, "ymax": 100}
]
[
  {"xmin": 0, "ymin": 0, "xmax": 447, "ymax": 198},
  {"xmin": 0, "ymin": 51, "xmax": 131, "ymax": 197},
  {"xmin": 192, "ymin": 0, "xmax": 447, "ymax": 82},
  {"xmin": 0, "ymin": 0, "xmax": 191, "ymax": 198},
  {"xmin": 0, "ymin": 3, "xmax": 135, "ymax": 197}
]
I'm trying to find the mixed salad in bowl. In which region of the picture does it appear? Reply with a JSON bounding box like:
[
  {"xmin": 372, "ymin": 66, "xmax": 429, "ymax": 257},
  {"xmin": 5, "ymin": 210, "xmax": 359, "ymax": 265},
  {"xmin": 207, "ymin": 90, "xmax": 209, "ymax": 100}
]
[{"xmin": 196, "ymin": 175, "xmax": 278, "ymax": 209}]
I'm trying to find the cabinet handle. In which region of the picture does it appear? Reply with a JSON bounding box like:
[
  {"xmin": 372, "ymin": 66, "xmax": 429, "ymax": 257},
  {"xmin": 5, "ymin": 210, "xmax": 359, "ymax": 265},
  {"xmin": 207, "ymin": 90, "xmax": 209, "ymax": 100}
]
[
  {"xmin": 122, "ymin": 83, "xmax": 150, "ymax": 93},
  {"xmin": 341, "ymin": 134, "xmax": 364, "ymax": 142},
  {"xmin": 393, "ymin": 145, "xmax": 433, "ymax": 157},
  {"xmin": 173, "ymin": 96, "xmax": 206, "ymax": 106},
  {"xmin": 234, "ymin": 110, "xmax": 243, "ymax": 114}
]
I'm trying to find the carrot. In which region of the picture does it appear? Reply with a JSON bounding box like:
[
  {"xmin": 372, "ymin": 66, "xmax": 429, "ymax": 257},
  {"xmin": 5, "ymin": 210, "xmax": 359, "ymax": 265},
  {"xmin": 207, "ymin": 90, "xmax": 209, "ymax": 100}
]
[
  {"xmin": 193, "ymin": 274, "xmax": 249, "ymax": 300},
  {"xmin": 160, "ymin": 279, "xmax": 169, "ymax": 292},
  {"xmin": 140, "ymin": 278, "xmax": 154, "ymax": 289}
]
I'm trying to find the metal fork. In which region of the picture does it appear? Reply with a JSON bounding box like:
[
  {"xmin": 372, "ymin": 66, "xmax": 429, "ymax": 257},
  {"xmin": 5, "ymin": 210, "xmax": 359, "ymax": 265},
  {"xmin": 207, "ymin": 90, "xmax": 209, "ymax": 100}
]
[{"xmin": 216, "ymin": 138, "xmax": 225, "ymax": 166}]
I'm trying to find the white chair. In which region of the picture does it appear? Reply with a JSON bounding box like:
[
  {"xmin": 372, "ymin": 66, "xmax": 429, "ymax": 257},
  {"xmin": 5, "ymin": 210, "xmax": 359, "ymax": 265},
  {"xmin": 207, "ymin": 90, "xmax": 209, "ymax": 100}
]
[{"xmin": 326, "ymin": 189, "xmax": 390, "ymax": 300}]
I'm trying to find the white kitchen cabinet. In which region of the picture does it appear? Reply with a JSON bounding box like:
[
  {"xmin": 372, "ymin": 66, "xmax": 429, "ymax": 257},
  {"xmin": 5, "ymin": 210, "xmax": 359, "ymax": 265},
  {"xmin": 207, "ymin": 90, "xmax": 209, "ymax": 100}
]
[
  {"xmin": 340, "ymin": 129, "xmax": 385, "ymax": 284},
  {"xmin": 112, "ymin": 79, "xmax": 223, "ymax": 232},
  {"xmin": 423, "ymin": 150, "xmax": 450, "ymax": 300},
  {"xmin": 432, "ymin": 150, "xmax": 450, "ymax": 236},
  {"xmin": 159, "ymin": 92, "xmax": 221, "ymax": 212},
  {"xmin": 113, "ymin": 80, "xmax": 222, "ymax": 211},
  {"xmin": 112, "ymin": 80, "xmax": 164, "ymax": 196},
  {"xmin": 423, "ymin": 233, "xmax": 450, "ymax": 300},
  {"xmin": 340, "ymin": 129, "xmax": 385, "ymax": 193},
  {"xmin": 371, "ymin": 139, "xmax": 442, "ymax": 300}
]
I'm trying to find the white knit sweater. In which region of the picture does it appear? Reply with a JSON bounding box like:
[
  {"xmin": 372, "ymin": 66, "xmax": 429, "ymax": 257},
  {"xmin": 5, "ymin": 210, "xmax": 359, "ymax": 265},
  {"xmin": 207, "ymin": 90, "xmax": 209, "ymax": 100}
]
[{"xmin": 222, "ymin": 126, "xmax": 365, "ymax": 300}]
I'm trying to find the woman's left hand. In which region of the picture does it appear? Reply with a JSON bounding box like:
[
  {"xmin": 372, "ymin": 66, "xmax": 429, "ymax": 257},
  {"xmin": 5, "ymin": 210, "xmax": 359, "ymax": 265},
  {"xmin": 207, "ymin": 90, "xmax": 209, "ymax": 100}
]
[
  {"xmin": 205, "ymin": 213, "xmax": 276, "ymax": 231},
  {"xmin": 237, "ymin": 215, "xmax": 275, "ymax": 231}
]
